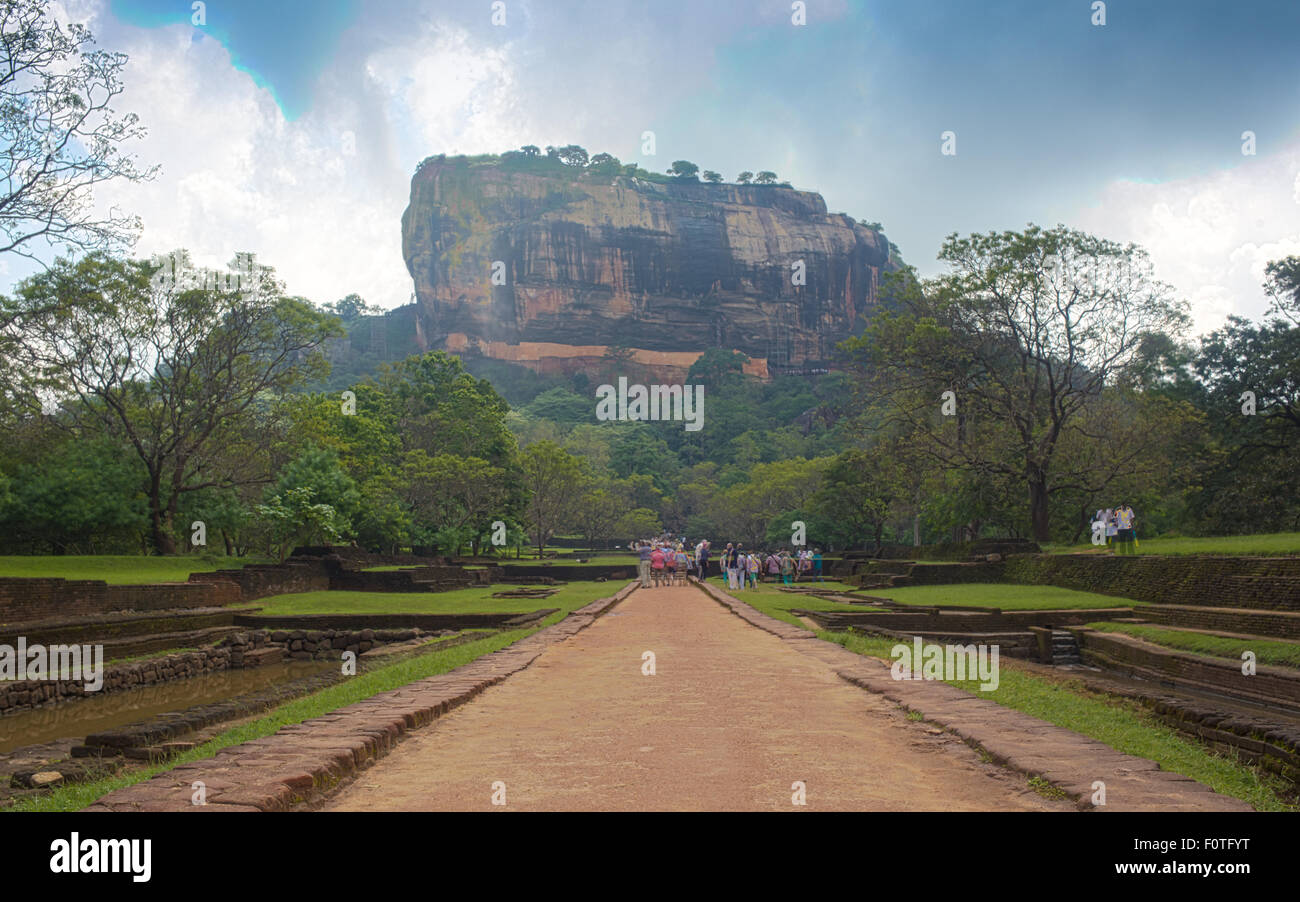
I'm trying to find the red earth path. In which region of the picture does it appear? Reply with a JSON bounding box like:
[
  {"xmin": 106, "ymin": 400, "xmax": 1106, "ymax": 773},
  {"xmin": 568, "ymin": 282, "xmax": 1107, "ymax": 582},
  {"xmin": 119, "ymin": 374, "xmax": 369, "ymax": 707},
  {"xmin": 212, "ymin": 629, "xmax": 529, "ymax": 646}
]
[{"xmin": 322, "ymin": 582, "xmax": 1070, "ymax": 812}]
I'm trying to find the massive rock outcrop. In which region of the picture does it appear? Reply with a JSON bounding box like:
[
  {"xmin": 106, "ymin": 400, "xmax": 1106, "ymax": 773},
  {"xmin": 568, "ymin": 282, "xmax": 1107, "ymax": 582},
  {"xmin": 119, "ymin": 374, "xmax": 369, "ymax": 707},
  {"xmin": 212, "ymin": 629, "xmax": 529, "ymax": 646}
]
[{"xmin": 401, "ymin": 155, "xmax": 900, "ymax": 381}]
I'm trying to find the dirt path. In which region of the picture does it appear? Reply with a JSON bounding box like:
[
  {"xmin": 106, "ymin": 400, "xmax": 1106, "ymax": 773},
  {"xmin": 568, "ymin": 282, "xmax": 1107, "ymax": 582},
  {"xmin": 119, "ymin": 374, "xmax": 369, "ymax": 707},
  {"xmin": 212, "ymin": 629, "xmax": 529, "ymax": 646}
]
[{"xmin": 322, "ymin": 583, "xmax": 1070, "ymax": 811}]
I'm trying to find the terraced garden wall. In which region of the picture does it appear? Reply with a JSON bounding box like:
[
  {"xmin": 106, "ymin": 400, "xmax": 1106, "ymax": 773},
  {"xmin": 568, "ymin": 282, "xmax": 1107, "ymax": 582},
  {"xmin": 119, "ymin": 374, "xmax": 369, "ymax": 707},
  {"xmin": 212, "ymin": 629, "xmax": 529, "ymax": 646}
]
[
  {"xmin": 0, "ymin": 578, "xmax": 240, "ymax": 623},
  {"xmin": 1005, "ymin": 555, "xmax": 1300, "ymax": 611},
  {"xmin": 1075, "ymin": 629, "xmax": 1300, "ymax": 713}
]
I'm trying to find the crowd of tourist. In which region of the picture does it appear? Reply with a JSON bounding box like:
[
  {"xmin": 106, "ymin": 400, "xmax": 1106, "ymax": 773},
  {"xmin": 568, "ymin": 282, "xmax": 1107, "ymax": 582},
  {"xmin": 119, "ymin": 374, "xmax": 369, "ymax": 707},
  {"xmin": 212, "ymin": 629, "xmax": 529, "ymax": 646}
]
[
  {"xmin": 631, "ymin": 535, "xmax": 824, "ymax": 590},
  {"xmin": 1093, "ymin": 503, "xmax": 1138, "ymax": 555}
]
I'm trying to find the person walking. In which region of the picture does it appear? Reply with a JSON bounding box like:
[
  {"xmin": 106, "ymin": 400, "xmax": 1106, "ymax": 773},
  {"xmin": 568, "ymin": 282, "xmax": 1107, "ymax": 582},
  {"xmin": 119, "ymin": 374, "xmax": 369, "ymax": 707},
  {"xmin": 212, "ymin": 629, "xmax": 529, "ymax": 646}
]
[
  {"xmin": 636, "ymin": 540, "xmax": 652, "ymax": 589},
  {"xmin": 664, "ymin": 543, "xmax": 677, "ymax": 584},
  {"xmin": 813, "ymin": 548, "xmax": 824, "ymax": 582},
  {"xmin": 696, "ymin": 539, "xmax": 711, "ymax": 582},
  {"xmin": 674, "ymin": 545, "xmax": 689, "ymax": 585},
  {"xmin": 725, "ymin": 543, "xmax": 740, "ymax": 590},
  {"xmin": 650, "ymin": 544, "xmax": 667, "ymax": 587},
  {"xmin": 1104, "ymin": 508, "xmax": 1118, "ymax": 550},
  {"xmin": 780, "ymin": 550, "xmax": 795, "ymax": 586},
  {"xmin": 766, "ymin": 551, "xmax": 780, "ymax": 583},
  {"xmin": 747, "ymin": 551, "xmax": 761, "ymax": 589}
]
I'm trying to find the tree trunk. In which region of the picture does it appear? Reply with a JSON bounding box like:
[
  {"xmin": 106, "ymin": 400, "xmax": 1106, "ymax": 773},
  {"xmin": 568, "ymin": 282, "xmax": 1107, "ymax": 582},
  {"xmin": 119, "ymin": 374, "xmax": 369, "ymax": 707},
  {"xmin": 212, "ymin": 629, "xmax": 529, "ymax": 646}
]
[
  {"xmin": 1029, "ymin": 476, "xmax": 1051, "ymax": 543},
  {"xmin": 148, "ymin": 505, "xmax": 176, "ymax": 555},
  {"xmin": 1070, "ymin": 506, "xmax": 1089, "ymax": 545}
]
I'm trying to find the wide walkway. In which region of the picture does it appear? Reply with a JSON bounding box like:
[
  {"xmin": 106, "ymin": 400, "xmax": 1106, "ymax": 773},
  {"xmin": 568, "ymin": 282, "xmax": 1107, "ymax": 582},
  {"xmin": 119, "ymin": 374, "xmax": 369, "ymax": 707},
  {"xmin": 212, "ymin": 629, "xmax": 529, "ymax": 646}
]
[{"xmin": 323, "ymin": 582, "xmax": 1067, "ymax": 811}]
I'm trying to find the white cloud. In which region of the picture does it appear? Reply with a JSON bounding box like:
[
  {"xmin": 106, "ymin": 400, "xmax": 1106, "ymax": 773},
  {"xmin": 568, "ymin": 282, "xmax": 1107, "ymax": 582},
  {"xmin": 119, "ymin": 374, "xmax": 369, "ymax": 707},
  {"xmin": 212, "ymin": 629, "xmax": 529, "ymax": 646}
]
[
  {"xmin": 1074, "ymin": 140, "xmax": 1300, "ymax": 334},
  {"xmin": 82, "ymin": 10, "xmax": 527, "ymax": 311}
]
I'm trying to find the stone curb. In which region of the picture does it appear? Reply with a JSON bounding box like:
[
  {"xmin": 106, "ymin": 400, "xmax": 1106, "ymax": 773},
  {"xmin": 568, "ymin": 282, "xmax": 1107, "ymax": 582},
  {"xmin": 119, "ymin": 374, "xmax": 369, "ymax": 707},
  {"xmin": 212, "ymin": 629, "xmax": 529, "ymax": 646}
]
[
  {"xmin": 84, "ymin": 583, "xmax": 637, "ymax": 812},
  {"xmin": 693, "ymin": 580, "xmax": 1253, "ymax": 812}
]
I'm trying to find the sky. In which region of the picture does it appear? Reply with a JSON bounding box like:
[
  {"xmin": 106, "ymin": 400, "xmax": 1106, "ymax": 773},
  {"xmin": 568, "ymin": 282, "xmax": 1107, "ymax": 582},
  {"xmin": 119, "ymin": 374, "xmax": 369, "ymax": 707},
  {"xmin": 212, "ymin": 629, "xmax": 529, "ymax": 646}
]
[{"xmin": 10, "ymin": 0, "xmax": 1300, "ymax": 337}]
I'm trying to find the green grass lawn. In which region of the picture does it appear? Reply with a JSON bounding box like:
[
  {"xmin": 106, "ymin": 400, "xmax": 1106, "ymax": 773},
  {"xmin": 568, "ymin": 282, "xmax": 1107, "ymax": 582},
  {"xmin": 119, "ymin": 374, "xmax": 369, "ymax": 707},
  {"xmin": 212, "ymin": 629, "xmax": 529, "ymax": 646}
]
[
  {"xmin": 822, "ymin": 630, "xmax": 1295, "ymax": 811},
  {"xmin": 872, "ymin": 583, "xmax": 1139, "ymax": 611},
  {"xmin": 0, "ymin": 554, "xmax": 269, "ymax": 584},
  {"xmin": 700, "ymin": 578, "xmax": 883, "ymax": 626},
  {"xmin": 499, "ymin": 555, "xmax": 639, "ymax": 567},
  {"xmin": 1087, "ymin": 621, "xmax": 1300, "ymax": 669},
  {"xmin": 246, "ymin": 580, "xmax": 625, "ymax": 617},
  {"xmin": 1044, "ymin": 532, "xmax": 1300, "ymax": 556},
  {"xmin": 702, "ymin": 579, "xmax": 1136, "ymax": 626}
]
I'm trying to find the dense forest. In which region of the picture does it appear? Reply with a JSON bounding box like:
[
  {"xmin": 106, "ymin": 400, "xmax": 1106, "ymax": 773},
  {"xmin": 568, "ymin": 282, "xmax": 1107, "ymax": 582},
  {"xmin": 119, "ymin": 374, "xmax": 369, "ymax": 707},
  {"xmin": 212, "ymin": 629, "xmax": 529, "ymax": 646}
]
[{"xmin": 2, "ymin": 229, "xmax": 1296, "ymax": 557}]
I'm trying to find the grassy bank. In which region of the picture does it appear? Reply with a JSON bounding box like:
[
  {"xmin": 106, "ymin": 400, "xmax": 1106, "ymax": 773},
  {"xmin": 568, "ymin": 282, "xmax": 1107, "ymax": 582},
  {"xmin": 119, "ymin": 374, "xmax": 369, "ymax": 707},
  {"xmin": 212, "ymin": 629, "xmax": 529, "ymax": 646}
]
[
  {"xmin": 698, "ymin": 578, "xmax": 880, "ymax": 626},
  {"xmin": 820, "ymin": 630, "xmax": 1294, "ymax": 811},
  {"xmin": 1044, "ymin": 532, "xmax": 1300, "ymax": 556},
  {"xmin": 1086, "ymin": 621, "xmax": 1300, "ymax": 669},
  {"xmin": 727, "ymin": 579, "xmax": 1139, "ymax": 625},
  {"xmin": 874, "ymin": 583, "xmax": 1138, "ymax": 611},
  {"xmin": 0, "ymin": 554, "xmax": 269, "ymax": 585},
  {"xmin": 246, "ymin": 580, "xmax": 619, "ymax": 616}
]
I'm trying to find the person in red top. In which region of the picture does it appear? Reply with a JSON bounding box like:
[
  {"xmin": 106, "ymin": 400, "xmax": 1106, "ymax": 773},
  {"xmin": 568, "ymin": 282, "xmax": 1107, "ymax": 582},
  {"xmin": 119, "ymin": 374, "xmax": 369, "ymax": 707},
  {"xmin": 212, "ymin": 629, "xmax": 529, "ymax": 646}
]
[{"xmin": 649, "ymin": 545, "xmax": 667, "ymax": 588}]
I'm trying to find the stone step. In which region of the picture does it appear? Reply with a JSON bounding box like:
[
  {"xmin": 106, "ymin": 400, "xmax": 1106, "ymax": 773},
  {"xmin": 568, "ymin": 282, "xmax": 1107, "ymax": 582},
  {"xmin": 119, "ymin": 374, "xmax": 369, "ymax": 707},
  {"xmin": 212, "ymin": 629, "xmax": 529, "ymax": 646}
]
[{"xmin": 101, "ymin": 626, "xmax": 242, "ymax": 662}]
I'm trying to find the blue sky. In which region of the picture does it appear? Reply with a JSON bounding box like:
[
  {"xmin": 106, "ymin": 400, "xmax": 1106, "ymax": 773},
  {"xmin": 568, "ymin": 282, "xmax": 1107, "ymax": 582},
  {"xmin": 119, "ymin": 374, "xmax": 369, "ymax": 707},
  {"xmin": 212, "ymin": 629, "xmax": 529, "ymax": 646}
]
[{"xmin": 17, "ymin": 0, "xmax": 1300, "ymax": 333}]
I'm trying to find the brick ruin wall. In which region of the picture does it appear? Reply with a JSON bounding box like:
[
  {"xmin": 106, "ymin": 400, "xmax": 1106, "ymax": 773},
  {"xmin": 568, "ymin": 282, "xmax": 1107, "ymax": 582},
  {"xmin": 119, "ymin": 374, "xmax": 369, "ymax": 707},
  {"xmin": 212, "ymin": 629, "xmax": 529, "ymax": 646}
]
[
  {"xmin": 1076, "ymin": 630, "xmax": 1300, "ymax": 713},
  {"xmin": 0, "ymin": 559, "xmax": 333, "ymax": 625},
  {"xmin": 0, "ymin": 578, "xmax": 239, "ymax": 624}
]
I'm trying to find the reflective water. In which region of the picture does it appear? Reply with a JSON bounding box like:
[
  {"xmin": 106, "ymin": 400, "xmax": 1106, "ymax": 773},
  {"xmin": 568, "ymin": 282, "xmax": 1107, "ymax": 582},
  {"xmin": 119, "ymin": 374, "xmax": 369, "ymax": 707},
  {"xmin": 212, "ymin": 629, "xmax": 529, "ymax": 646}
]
[{"xmin": 0, "ymin": 660, "xmax": 332, "ymax": 754}]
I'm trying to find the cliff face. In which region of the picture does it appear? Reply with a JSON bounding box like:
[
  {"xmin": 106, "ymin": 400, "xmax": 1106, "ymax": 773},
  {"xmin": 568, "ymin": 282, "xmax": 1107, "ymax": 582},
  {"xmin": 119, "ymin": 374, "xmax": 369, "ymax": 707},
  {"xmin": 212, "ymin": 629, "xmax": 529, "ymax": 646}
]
[{"xmin": 401, "ymin": 158, "xmax": 898, "ymax": 381}]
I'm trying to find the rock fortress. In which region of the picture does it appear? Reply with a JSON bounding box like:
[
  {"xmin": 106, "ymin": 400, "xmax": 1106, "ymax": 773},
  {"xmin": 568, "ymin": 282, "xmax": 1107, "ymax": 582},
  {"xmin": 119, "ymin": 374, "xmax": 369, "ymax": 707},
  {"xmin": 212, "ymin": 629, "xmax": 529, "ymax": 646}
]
[{"xmin": 398, "ymin": 152, "xmax": 903, "ymax": 382}]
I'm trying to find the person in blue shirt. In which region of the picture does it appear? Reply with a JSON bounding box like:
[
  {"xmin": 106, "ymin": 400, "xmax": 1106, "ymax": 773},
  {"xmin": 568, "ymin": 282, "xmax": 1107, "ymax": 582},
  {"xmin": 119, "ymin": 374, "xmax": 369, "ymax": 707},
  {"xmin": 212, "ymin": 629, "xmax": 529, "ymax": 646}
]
[{"xmin": 636, "ymin": 541, "xmax": 653, "ymax": 588}]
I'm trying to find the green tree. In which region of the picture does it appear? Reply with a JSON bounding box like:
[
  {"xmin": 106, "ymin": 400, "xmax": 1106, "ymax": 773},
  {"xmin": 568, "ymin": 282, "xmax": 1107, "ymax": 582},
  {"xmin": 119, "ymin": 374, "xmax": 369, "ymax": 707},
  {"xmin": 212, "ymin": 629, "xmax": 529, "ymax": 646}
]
[
  {"xmin": 377, "ymin": 351, "xmax": 517, "ymax": 467},
  {"xmin": 520, "ymin": 441, "xmax": 588, "ymax": 556},
  {"xmin": 736, "ymin": 171, "xmax": 754, "ymax": 185},
  {"xmin": 702, "ymin": 170, "xmax": 723, "ymax": 184},
  {"xmin": 1264, "ymin": 254, "xmax": 1300, "ymax": 322},
  {"xmin": 524, "ymin": 387, "xmax": 591, "ymax": 423},
  {"xmin": 401, "ymin": 450, "xmax": 507, "ymax": 552},
  {"xmin": 614, "ymin": 508, "xmax": 662, "ymax": 540},
  {"xmin": 556, "ymin": 145, "xmax": 589, "ymax": 167},
  {"xmin": 575, "ymin": 486, "xmax": 621, "ymax": 550},
  {"xmin": 1, "ymin": 435, "xmax": 145, "ymax": 553},
  {"xmin": 588, "ymin": 152, "xmax": 621, "ymax": 174},
  {"xmin": 6, "ymin": 252, "xmax": 342, "ymax": 553},
  {"xmin": 270, "ymin": 445, "xmax": 361, "ymax": 533},
  {"xmin": 843, "ymin": 225, "xmax": 1189, "ymax": 542},
  {"xmin": 687, "ymin": 348, "xmax": 748, "ymax": 389},
  {"xmin": 755, "ymin": 171, "xmax": 778, "ymax": 185},
  {"xmin": 323, "ymin": 293, "xmax": 379, "ymax": 321},
  {"xmin": 255, "ymin": 486, "xmax": 347, "ymax": 562},
  {"xmin": 811, "ymin": 447, "xmax": 900, "ymax": 549},
  {"xmin": 668, "ymin": 160, "xmax": 700, "ymax": 179}
]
